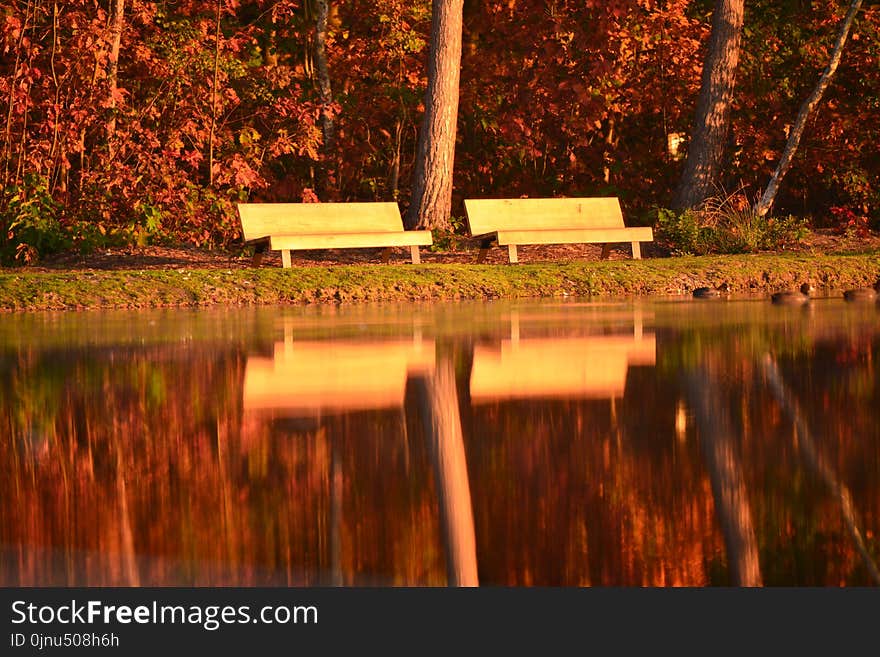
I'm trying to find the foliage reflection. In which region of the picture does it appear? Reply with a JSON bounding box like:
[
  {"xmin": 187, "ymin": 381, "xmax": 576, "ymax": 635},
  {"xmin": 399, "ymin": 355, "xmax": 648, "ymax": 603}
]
[{"xmin": 1, "ymin": 301, "xmax": 877, "ymax": 586}]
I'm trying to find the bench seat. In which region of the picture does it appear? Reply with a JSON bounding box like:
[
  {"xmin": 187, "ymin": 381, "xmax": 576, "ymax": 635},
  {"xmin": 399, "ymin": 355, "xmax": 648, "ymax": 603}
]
[
  {"xmin": 464, "ymin": 197, "xmax": 654, "ymax": 263},
  {"xmin": 268, "ymin": 230, "xmax": 433, "ymax": 251},
  {"xmin": 237, "ymin": 202, "xmax": 432, "ymax": 267},
  {"xmin": 493, "ymin": 226, "xmax": 654, "ymax": 247}
]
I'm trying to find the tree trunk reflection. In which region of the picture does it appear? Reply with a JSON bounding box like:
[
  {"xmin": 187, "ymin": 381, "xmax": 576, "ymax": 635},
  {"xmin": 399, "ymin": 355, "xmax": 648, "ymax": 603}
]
[
  {"xmin": 413, "ymin": 355, "xmax": 478, "ymax": 587},
  {"xmin": 114, "ymin": 436, "xmax": 140, "ymax": 586},
  {"xmin": 685, "ymin": 369, "xmax": 763, "ymax": 586},
  {"xmin": 761, "ymin": 354, "xmax": 880, "ymax": 585},
  {"xmin": 329, "ymin": 436, "xmax": 343, "ymax": 586}
]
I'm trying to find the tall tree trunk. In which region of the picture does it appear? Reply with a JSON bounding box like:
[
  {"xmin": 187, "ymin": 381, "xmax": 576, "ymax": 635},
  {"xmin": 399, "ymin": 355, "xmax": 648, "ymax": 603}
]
[
  {"xmin": 106, "ymin": 0, "xmax": 125, "ymax": 146},
  {"xmin": 413, "ymin": 356, "xmax": 479, "ymax": 587},
  {"xmin": 754, "ymin": 0, "xmax": 863, "ymax": 217},
  {"xmin": 672, "ymin": 0, "xmax": 745, "ymax": 211},
  {"xmin": 313, "ymin": 0, "xmax": 336, "ymax": 197},
  {"xmin": 406, "ymin": 0, "xmax": 464, "ymax": 231}
]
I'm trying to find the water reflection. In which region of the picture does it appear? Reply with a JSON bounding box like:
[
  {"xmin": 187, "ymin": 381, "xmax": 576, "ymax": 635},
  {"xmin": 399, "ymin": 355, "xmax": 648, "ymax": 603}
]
[
  {"xmin": 470, "ymin": 310, "xmax": 655, "ymax": 402},
  {"xmin": 0, "ymin": 300, "xmax": 878, "ymax": 586},
  {"xmin": 761, "ymin": 354, "xmax": 880, "ymax": 584},
  {"xmin": 243, "ymin": 334, "xmax": 435, "ymax": 416},
  {"xmin": 683, "ymin": 367, "xmax": 763, "ymax": 586}
]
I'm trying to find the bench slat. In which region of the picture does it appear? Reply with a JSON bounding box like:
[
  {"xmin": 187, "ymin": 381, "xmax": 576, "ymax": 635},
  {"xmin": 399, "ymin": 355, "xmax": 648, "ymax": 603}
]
[
  {"xmin": 494, "ymin": 226, "xmax": 654, "ymax": 246},
  {"xmin": 269, "ymin": 230, "xmax": 432, "ymax": 250}
]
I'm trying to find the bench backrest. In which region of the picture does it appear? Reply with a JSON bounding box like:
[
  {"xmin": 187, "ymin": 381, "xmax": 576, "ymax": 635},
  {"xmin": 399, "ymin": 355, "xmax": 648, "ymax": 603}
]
[
  {"xmin": 237, "ymin": 202, "xmax": 405, "ymax": 241},
  {"xmin": 464, "ymin": 197, "xmax": 624, "ymax": 236}
]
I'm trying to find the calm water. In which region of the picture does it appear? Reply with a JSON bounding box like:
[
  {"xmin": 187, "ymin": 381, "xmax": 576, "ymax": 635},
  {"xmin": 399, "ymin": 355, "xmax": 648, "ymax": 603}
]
[{"xmin": 1, "ymin": 297, "xmax": 878, "ymax": 587}]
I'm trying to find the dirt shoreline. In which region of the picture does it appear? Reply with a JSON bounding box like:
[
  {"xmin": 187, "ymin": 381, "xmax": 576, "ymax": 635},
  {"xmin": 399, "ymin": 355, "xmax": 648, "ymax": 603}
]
[{"xmin": 0, "ymin": 226, "xmax": 874, "ymax": 271}]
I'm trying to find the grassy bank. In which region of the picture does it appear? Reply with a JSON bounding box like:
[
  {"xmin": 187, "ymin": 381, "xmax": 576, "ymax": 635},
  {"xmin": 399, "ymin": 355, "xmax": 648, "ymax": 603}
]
[{"xmin": 1, "ymin": 252, "xmax": 879, "ymax": 312}]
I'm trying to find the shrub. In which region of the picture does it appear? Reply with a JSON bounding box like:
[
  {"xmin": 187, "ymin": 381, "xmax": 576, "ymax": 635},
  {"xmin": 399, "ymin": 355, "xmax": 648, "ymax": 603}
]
[
  {"xmin": 0, "ymin": 175, "xmax": 69, "ymax": 265},
  {"xmin": 830, "ymin": 205, "xmax": 871, "ymax": 239},
  {"xmin": 655, "ymin": 191, "xmax": 809, "ymax": 255},
  {"xmin": 430, "ymin": 215, "xmax": 468, "ymax": 252},
  {"xmin": 655, "ymin": 207, "xmax": 713, "ymax": 255}
]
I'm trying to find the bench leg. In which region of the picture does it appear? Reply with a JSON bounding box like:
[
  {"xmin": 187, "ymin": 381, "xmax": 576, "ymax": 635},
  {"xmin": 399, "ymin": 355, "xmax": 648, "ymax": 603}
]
[
  {"xmin": 250, "ymin": 240, "xmax": 268, "ymax": 268},
  {"xmin": 409, "ymin": 245, "xmax": 421, "ymax": 264},
  {"xmin": 281, "ymin": 249, "xmax": 292, "ymax": 268},
  {"xmin": 475, "ymin": 237, "xmax": 494, "ymax": 264},
  {"xmin": 631, "ymin": 241, "xmax": 642, "ymax": 259},
  {"xmin": 600, "ymin": 244, "xmax": 612, "ymax": 260},
  {"xmin": 507, "ymin": 244, "xmax": 519, "ymax": 264},
  {"xmin": 381, "ymin": 247, "xmax": 392, "ymax": 264}
]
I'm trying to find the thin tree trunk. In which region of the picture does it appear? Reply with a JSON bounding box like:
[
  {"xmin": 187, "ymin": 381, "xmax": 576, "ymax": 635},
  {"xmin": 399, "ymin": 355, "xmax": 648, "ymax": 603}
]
[
  {"xmin": 313, "ymin": 0, "xmax": 336, "ymax": 197},
  {"xmin": 390, "ymin": 119, "xmax": 402, "ymax": 198},
  {"xmin": 48, "ymin": 1, "xmax": 62, "ymax": 192},
  {"xmin": 208, "ymin": 0, "xmax": 222, "ymax": 186},
  {"xmin": 14, "ymin": 75, "xmax": 33, "ymax": 187},
  {"xmin": 754, "ymin": 0, "xmax": 863, "ymax": 217},
  {"xmin": 672, "ymin": 0, "xmax": 745, "ymax": 211},
  {"xmin": 314, "ymin": 0, "xmax": 334, "ymax": 148},
  {"xmin": 106, "ymin": 0, "xmax": 125, "ymax": 146},
  {"xmin": 413, "ymin": 356, "xmax": 479, "ymax": 587},
  {"xmin": 406, "ymin": 0, "xmax": 464, "ymax": 231},
  {"xmin": 2, "ymin": 0, "xmax": 33, "ymax": 189},
  {"xmin": 684, "ymin": 369, "xmax": 763, "ymax": 586},
  {"xmin": 603, "ymin": 118, "xmax": 616, "ymax": 184},
  {"xmin": 76, "ymin": 14, "xmax": 110, "ymax": 193},
  {"xmin": 389, "ymin": 57, "xmax": 408, "ymax": 199},
  {"xmin": 302, "ymin": 0, "xmax": 314, "ymax": 76}
]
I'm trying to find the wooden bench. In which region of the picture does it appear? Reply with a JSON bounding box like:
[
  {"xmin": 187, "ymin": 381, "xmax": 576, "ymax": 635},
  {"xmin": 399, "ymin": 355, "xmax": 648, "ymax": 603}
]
[
  {"xmin": 236, "ymin": 202, "xmax": 433, "ymax": 267},
  {"xmin": 463, "ymin": 197, "xmax": 654, "ymax": 263}
]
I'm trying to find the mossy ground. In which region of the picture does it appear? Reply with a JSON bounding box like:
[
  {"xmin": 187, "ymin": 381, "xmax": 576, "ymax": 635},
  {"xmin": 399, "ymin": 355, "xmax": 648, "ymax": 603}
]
[{"xmin": 1, "ymin": 251, "xmax": 879, "ymax": 312}]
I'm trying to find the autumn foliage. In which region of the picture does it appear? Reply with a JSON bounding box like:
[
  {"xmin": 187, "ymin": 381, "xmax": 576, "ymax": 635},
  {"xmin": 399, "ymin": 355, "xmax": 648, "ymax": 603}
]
[{"xmin": 1, "ymin": 0, "xmax": 878, "ymax": 263}]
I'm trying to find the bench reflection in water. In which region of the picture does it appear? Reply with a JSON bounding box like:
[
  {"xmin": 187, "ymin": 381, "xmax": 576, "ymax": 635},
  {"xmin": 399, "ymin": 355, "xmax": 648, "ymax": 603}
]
[
  {"xmin": 470, "ymin": 313, "xmax": 656, "ymax": 402},
  {"xmin": 243, "ymin": 337, "xmax": 435, "ymax": 416}
]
